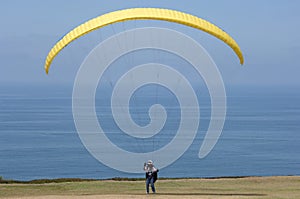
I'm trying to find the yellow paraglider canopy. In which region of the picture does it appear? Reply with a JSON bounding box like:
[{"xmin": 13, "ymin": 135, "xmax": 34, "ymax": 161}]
[{"xmin": 44, "ymin": 8, "xmax": 244, "ymax": 74}]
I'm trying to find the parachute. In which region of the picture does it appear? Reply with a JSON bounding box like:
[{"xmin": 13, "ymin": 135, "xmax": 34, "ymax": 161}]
[{"xmin": 44, "ymin": 8, "xmax": 244, "ymax": 74}]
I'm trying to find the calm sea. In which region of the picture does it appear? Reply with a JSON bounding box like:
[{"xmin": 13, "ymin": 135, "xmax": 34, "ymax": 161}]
[{"xmin": 0, "ymin": 85, "xmax": 299, "ymax": 180}]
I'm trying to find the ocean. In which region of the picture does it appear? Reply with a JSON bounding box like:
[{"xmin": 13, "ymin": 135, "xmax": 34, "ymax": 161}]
[{"xmin": 0, "ymin": 85, "xmax": 299, "ymax": 181}]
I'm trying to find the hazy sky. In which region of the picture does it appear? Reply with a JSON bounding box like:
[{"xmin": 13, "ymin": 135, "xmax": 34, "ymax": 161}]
[{"xmin": 1, "ymin": 0, "xmax": 299, "ymax": 88}]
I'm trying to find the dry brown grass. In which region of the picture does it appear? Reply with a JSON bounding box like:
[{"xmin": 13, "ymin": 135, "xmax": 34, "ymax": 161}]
[{"xmin": 1, "ymin": 176, "xmax": 300, "ymax": 199}]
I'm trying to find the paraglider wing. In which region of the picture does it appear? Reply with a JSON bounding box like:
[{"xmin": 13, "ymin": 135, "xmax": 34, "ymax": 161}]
[{"xmin": 44, "ymin": 8, "xmax": 244, "ymax": 74}]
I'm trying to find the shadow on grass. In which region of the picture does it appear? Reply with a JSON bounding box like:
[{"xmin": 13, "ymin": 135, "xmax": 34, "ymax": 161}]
[{"xmin": 141, "ymin": 193, "xmax": 267, "ymax": 197}]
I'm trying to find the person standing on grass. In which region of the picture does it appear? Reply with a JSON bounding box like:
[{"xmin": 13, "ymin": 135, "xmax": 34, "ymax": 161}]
[{"xmin": 144, "ymin": 160, "xmax": 159, "ymax": 194}]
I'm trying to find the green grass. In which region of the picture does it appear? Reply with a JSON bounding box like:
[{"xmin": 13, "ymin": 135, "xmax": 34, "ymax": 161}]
[{"xmin": 0, "ymin": 176, "xmax": 300, "ymax": 198}]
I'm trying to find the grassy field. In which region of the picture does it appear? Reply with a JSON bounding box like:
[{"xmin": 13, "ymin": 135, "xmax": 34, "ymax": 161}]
[{"xmin": 1, "ymin": 176, "xmax": 300, "ymax": 198}]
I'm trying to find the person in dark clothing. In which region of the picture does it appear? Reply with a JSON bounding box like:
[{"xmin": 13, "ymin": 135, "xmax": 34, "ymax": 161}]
[{"xmin": 143, "ymin": 160, "xmax": 159, "ymax": 194}]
